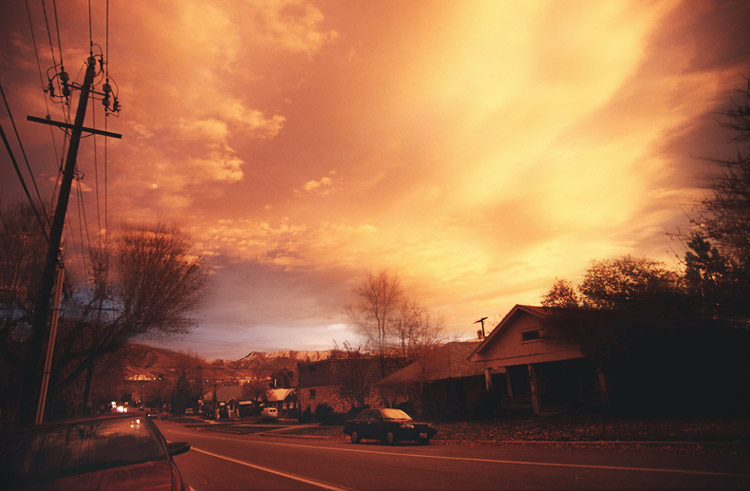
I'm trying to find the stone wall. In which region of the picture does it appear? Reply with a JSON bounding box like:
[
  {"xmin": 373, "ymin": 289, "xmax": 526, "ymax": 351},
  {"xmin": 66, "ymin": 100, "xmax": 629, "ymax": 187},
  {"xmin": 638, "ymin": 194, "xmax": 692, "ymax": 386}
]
[{"xmin": 298, "ymin": 384, "xmax": 382, "ymax": 416}]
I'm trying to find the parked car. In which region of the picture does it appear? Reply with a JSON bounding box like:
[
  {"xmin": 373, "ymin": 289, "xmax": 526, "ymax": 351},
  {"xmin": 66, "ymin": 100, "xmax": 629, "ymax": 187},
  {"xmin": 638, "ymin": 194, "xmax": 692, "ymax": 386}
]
[
  {"xmin": 260, "ymin": 407, "xmax": 278, "ymax": 420},
  {"xmin": 0, "ymin": 412, "xmax": 191, "ymax": 490},
  {"xmin": 184, "ymin": 408, "xmax": 194, "ymax": 415},
  {"xmin": 343, "ymin": 408, "xmax": 436, "ymax": 445}
]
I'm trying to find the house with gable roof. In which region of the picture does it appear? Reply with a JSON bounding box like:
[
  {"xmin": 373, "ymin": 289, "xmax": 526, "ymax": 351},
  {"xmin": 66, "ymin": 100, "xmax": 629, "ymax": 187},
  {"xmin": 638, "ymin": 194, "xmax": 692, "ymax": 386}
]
[
  {"xmin": 467, "ymin": 305, "xmax": 609, "ymax": 414},
  {"xmin": 378, "ymin": 341, "xmax": 486, "ymax": 419},
  {"xmin": 265, "ymin": 388, "xmax": 297, "ymax": 418}
]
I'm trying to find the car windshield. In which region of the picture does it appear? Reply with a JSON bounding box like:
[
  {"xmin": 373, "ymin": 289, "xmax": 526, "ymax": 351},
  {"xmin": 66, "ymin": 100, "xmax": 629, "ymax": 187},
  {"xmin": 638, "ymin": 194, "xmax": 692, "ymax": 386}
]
[
  {"xmin": 3, "ymin": 416, "xmax": 166, "ymax": 483},
  {"xmin": 381, "ymin": 408, "xmax": 412, "ymax": 420}
]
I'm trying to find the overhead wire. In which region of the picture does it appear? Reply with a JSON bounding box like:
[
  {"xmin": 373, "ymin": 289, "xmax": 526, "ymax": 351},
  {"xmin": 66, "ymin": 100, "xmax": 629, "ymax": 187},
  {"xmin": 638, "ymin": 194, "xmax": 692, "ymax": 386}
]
[
  {"xmin": 91, "ymin": 89, "xmax": 102, "ymax": 240},
  {"xmin": 74, "ymin": 175, "xmax": 92, "ymax": 276},
  {"xmin": 104, "ymin": 0, "xmax": 110, "ymax": 239},
  {"xmin": 25, "ymin": 0, "xmax": 61, "ymax": 172},
  {"xmin": 41, "ymin": 0, "xmax": 58, "ymax": 79},
  {"xmin": 87, "ymin": 0, "xmax": 93, "ymax": 52},
  {"xmin": 40, "ymin": 0, "xmax": 71, "ymax": 214},
  {"xmin": 51, "ymin": 0, "xmax": 64, "ymax": 69},
  {"xmin": 0, "ymin": 81, "xmax": 48, "ymax": 223},
  {"xmin": 0, "ymin": 124, "xmax": 49, "ymax": 243}
]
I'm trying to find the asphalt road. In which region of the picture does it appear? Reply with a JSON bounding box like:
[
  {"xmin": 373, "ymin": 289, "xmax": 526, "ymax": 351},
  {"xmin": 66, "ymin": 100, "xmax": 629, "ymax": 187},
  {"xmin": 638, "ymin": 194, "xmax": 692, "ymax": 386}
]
[{"xmin": 155, "ymin": 420, "xmax": 750, "ymax": 490}]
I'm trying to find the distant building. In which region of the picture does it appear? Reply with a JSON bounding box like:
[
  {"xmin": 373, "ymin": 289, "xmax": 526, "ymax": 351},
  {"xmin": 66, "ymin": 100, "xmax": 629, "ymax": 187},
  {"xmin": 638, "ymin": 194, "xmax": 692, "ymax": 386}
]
[
  {"xmin": 265, "ymin": 388, "xmax": 297, "ymax": 418},
  {"xmin": 297, "ymin": 357, "xmax": 403, "ymax": 418},
  {"xmin": 202, "ymin": 385, "xmax": 246, "ymax": 419}
]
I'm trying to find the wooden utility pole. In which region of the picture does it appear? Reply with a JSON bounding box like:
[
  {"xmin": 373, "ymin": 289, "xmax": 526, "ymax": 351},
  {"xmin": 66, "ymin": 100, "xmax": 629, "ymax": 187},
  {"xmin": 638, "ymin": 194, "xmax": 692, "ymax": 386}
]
[{"xmin": 21, "ymin": 56, "xmax": 121, "ymax": 426}]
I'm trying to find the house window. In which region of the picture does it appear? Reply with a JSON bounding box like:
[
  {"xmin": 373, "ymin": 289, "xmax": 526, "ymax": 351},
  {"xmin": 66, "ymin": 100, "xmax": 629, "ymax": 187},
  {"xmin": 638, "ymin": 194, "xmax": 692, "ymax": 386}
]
[
  {"xmin": 308, "ymin": 366, "xmax": 316, "ymax": 374},
  {"xmin": 521, "ymin": 329, "xmax": 540, "ymax": 342},
  {"xmin": 309, "ymin": 389, "xmax": 316, "ymax": 399}
]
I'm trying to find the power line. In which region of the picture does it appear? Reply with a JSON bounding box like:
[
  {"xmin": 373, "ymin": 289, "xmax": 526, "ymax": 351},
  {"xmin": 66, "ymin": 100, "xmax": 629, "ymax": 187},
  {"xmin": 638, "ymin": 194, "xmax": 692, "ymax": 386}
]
[
  {"xmin": 0, "ymin": 123, "xmax": 49, "ymax": 242},
  {"xmin": 51, "ymin": 0, "xmax": 64, "ymax": 68},
  {"xmin": 87, "ymin": 0, "xmax": 93, "ymax": 52},
  {"xmin": 74, "ymin": 177, "xmax": 87, "ymax": 274},
  {"xmin": 104, "ymin": 0, "xmax": 110, "ymax": 238},
  {"xmin": 41, "ymin": 0, "xmax": 58, "ymax": 74},
  {"xmin": 0, "ymin": 83, "xmax": 49, "ymax": 240},
  {"xmin": 91, "ymin": 90, "xmax": 102, "ymax": 237},
  {"xmin": 0, "ymin": 82, "xmax": 48, "ymax": 223},
  {"xmin": 26, "ymin": 0, "xmax": 63, "ymax": 184}
]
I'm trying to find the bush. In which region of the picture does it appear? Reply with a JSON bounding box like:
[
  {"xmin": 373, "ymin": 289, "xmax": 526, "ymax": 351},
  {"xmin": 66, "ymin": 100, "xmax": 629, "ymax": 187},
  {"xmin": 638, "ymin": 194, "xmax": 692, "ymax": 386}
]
[{"xmin": 314, "ymin": 403, "xmax": 335, "ymax": 424}]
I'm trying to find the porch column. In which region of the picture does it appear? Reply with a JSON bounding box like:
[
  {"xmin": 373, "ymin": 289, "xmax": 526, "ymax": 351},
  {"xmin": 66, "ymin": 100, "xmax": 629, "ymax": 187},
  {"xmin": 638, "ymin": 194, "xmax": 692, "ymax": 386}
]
[
  {"xmin": 527, "ymin": 364, "xmax": 540, "ymax": 414},
  {"xmin": 597, "ymin": 368, "xmax": 610, "ymax": 405},
  {"xmin": 505, "ymin": 369, "xmax": 514, "ymax": 397},
  {"xmin": 484, "ymin": 367, "xmax": 493, "ymax": 391}
]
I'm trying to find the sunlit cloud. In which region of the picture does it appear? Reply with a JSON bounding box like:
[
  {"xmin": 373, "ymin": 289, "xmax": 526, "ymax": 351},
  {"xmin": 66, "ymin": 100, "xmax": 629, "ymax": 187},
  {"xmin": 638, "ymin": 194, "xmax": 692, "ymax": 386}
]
[{"xmin": 1, "ymin": 0, "xmax": 748, "ymax": 358}]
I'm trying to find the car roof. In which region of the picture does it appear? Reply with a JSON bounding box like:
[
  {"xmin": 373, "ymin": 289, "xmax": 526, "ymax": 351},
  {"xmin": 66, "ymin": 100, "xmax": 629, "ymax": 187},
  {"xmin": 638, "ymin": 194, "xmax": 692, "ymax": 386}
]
[{"xmin": 20, "ymin": 412, "xmax": 150, "ymax": 432}]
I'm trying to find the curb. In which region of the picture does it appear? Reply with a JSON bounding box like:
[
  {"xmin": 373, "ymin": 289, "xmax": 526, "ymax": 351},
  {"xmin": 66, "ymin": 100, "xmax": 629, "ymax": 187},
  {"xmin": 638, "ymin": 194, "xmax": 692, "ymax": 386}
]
[{"xmin": 258, "ymin": 432, "xmax": 330, "ymax": 439}]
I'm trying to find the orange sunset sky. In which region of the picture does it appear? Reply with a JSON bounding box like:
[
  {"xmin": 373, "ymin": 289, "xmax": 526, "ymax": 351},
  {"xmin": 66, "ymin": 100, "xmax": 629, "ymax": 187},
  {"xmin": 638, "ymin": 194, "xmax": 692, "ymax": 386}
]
[{"xmin": 2, "ymin": 0, "xmax": 749, "ymax": 359}]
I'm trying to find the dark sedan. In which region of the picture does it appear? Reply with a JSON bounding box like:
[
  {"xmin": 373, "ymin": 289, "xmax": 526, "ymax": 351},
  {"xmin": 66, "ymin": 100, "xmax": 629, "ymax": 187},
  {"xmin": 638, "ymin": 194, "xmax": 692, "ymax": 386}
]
[
  {"xmin": 344, "ymin": 408, "xmax": 436, "ymax": 445},
  {"xmin": 0, "ymin": 412, "xmax": 190, "ymax": 490}
]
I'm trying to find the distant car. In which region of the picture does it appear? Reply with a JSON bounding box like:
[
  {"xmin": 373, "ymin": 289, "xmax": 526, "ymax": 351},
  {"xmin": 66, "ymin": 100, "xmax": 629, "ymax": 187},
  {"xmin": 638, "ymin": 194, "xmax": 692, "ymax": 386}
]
[
  {"xmin": 184, "ymin": 408, "xmax": 194, "ymax": 415},
  {"xmin": 260, "ymin": 407, "xmax": 278, "ymax": 420},
  {"xmin": 0, "ymin": 412, "xmax": 191, "ymax": 490},
  {"xmin": 344, "ymin": 408, "xmax": 436, "ymax": 445}
]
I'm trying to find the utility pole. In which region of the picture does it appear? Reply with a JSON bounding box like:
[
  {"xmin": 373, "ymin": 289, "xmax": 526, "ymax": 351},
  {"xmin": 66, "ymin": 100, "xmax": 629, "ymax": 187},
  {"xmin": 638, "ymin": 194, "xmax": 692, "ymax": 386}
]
[{"xmin": 21, "ymin": 56, "xmax": 121, "ymax": 426}]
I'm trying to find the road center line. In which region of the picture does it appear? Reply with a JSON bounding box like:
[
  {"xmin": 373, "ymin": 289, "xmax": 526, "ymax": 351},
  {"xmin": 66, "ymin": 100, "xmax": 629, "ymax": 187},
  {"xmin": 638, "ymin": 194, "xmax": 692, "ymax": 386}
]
[
  {"xmin": 191, "ymin": 446, "xmax": 355, "ymax": 491},
  {"xmin": 162, "ymin": 427, "xmax": 749, "ymax": 480}
]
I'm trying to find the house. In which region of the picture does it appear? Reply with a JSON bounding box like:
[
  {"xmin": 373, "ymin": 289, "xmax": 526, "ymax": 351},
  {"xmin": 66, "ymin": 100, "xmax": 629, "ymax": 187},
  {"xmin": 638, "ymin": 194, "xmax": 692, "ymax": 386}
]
[
  {"xmin": 201, "ymin": 385, "xmax": 248, "ymax": 419},
  {"xmin": 297, "ymin": 357, "xmax": 403, "ymax": 418},
  {"xmin": 264, "ymin": 388, "xmax": 297, "ymax": 418},
  {"xmin": 467, "ymin": 305, "xmax": 609, "ymax": 414},
  {"xmin": 378, "ymin": 341, "xmax": 486, "ymax": 419}
]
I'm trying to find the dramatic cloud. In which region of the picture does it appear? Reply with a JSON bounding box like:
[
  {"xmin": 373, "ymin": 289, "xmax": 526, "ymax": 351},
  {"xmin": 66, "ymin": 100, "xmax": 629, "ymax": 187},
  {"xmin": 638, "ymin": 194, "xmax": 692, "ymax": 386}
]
[{"xmin": 1, "ymin": 0, "xmax": 748, "ymax": 358}]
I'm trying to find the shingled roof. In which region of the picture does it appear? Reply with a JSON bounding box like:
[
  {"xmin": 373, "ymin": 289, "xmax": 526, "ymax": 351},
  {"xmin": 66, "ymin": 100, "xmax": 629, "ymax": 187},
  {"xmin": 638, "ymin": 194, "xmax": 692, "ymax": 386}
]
[{"xmin": 378, "ymin": 341, "xmax": 484, "ymax": 386}]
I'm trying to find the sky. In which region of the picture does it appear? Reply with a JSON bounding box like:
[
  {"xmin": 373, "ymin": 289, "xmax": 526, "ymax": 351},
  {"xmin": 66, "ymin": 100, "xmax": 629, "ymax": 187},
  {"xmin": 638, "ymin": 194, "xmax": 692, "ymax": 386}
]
[{"xmin": 1, "ymin": 0, "xmax": 749, "ymax": 360}]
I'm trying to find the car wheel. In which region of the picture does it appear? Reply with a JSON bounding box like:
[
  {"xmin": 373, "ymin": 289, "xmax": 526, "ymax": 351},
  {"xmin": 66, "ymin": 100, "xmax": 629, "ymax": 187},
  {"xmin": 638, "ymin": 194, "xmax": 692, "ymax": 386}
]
[
  {"xmin": 418, "ymin": 437, "xmax": 430, "ymax": 445},
  {"xmin": 385, "ymin": 431, "xmax": 397, "ymax": 445},
  {"xmin": 351, "ymin": 431, "xmax": 361, "ymax": 443}
]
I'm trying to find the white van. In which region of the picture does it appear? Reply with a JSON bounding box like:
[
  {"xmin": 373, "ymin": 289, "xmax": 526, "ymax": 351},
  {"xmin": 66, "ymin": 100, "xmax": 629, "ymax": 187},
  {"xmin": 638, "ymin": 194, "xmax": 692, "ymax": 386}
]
[{"xmin": 260, "ymin": 407, "xmax": 278, "ymax": 420}]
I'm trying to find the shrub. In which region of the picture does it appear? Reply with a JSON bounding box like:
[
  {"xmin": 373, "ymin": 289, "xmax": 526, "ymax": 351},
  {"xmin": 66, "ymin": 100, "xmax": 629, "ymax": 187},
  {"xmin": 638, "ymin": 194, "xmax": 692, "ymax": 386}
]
[
  {"xmin": 299, "ymin": 406, "xmax": 312, "ymax": 424},
  {"xmin": 314, "ymin": 403, "xmax": 335, "ymax": 424}
]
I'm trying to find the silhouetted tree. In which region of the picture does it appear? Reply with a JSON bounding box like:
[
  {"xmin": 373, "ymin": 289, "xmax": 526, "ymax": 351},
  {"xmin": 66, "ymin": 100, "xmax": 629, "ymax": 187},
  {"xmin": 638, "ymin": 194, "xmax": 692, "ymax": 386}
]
[
  {"xmin": 686, "ymin": 75, "xmax": 750, "ymax": 328},
  {"xmin": 0, "ymin": 204, "xmax": 210, "ymax": 423},
  {"xmin": 540, "ymin": 278, "xmax": 580, "ymax": 308},
  {"xmin": 392, "ymin": 299, "xmax": 445, "ymax": 363},
  {"xmin": 347, "ymin": 269, "xmax": 402, "ymax": 374},
  {"xmin": 542, "ymin": 254, "xmax": 750, "ymax": 414}
]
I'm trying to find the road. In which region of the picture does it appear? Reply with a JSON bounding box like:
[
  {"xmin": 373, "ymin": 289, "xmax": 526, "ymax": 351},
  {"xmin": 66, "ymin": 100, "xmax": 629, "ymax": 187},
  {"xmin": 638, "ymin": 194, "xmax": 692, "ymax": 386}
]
[{"xmin": 155, "ymin": 420, "xmax": 750, "ymax": 490}]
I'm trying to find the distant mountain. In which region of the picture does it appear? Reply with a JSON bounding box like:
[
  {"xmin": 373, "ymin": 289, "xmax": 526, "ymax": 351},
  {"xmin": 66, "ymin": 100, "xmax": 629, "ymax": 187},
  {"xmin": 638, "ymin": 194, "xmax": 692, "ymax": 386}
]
[
  {"xmin": 120, "ymin": 343, "xmax": 331, "ymax": 383},
  {"xmin": 238, "ymin": 350, "xmax": 331, "ymax": 364}
]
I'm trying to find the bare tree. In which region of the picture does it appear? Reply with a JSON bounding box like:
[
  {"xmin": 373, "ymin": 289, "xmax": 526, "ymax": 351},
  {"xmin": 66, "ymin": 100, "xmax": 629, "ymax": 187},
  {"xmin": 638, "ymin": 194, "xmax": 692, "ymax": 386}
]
[
  {"xmin": 400, "ymin": 303, "xmax": 445, "ymax": 407},
  {"xmin": 0, "ymin": 205, "xmax": 210, "ymax": 421},
  {"xmin": 685, "ymin": 75, "xmax": 750, "ymax": 327},
  {"xmin": 393, "ymin": 299, "xmax": 444, "ymax": 363},
  {"xmin": 347, "ymin": 270, "xmax": 402, "ymax": 372},
  {"xmin": 330, "ymin": 341, "xmax": 380, "ymax": 410}
]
